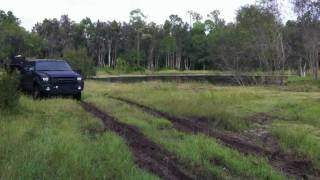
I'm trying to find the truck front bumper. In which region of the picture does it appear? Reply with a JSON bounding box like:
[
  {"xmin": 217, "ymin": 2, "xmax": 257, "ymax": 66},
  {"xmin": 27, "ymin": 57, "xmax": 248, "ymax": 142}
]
[{"xmin": 39, "ymin": 83, "xmax": 84, "ymax": 95}]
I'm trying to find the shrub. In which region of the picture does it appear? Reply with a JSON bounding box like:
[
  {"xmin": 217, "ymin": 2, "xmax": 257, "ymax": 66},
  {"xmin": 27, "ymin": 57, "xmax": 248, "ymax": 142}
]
[
  {"xmin": 116, "ymin": 57, "xmax": 146, "ymax": 73},
  {"xmin": 0, "ymin": 72, "xmax": 20, "ymax": 110},
  {"xmin": 63, "ymin": 48, "xmax": 95, "ymax": 78},
  {"xmin": 116, "ymin": 57, "xmax": 129, "ymax": 71}
]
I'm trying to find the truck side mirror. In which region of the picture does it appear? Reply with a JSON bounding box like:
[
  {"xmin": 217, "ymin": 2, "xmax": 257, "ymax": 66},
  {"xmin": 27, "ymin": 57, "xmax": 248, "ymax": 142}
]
[
  {"xmin": 75, "ymin": 69, "xmax": 82, "ymax": 75},
  {"xmin": 24, "ymin": 66, "xmax": 34, "ymax": 72}
]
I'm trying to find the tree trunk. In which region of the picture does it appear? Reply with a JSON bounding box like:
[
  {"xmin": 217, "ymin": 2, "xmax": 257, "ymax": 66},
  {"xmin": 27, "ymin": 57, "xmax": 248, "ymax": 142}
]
[
  {"xmin": 303, "ymin": 62, "xmax": 307, "ymax": 77},
  {"xmin": 168, "ymin": 53, "xmax": 170, "ymax": 68},
  {"xmin": 137, "ymin": 33, "xmax": 140, "ymax": 66},
  {"xmin": 107, "ymin": 39, "xmax": 112, "ymax": 67},
  {"xmin": 176, "ymin": 49, "xmax": 181, "ymax": 70},
  {"xmin": 113, "ymin": 45, "xmax": 117, "ymax": 68},
  {"xmin": 279, "ymin": 32, "xmax": 286, "ymax": 75},
  {"xmin": 147, "ymin": 46, "xmax": 154, "ymax": 70}
]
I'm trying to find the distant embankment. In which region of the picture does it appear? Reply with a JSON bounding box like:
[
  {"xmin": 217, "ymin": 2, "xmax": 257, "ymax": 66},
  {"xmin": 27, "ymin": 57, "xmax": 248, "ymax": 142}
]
[{"xmin": 88, "ymin": 74, "xmax": 289, "ymax": 85}]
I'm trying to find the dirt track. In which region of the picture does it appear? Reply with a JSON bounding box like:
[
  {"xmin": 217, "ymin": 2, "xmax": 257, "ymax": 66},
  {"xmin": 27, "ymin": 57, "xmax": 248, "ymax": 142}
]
[
  {"xmin": 110, "ymin": 96, "xmax": 320, "ymax": 179},
  {"xmin": 81, "ymin": 102, "xmax": 200, "ymax": 180}
]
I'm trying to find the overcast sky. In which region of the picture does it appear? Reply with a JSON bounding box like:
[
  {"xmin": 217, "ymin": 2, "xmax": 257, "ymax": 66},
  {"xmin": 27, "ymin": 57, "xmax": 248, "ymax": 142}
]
[{"xmin": 1, "ymin": 0, "xmax": 294, "ymax": 31}]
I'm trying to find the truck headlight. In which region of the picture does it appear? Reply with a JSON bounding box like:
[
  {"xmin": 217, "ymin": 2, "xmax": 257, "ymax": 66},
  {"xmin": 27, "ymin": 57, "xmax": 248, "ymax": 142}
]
[
  {"xmin": 42, "ymin": 77, "xmax": 49, "ymax": 82},
  {"xmin": 77, "ymin": 77, "xmax": 82, "ymax": 81}
]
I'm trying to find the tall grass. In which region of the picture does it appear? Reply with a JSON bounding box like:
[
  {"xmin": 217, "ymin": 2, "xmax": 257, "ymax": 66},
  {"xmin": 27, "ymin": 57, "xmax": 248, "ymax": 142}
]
[
  {"xmin": 0, "ymin": 97, "xmax": 157, "ymax": 179},
  {"xmin": 95, "ymin": 68, "xmax": 222, "ymax": 77},
  {"xmin": 84, "ymin": 80, "xmax": 320, "ymax": 169},
  {"xmin": 0, "ymin": 72, "xmax": 20, "ymax": 110},
  {"xmin": 272, "ymin": 123, "xmax": 320, "ymax": 168},
  {"xmin": 84, "ymin": 90, "xmax": 285, "ymax": 179},
  {"xmin": 285, "ymin": 76, "xmax": 320, "ymax": 92}
]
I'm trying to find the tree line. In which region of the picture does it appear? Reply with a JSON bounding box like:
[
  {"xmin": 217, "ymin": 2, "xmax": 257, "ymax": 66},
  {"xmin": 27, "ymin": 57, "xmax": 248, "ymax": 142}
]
[{"xmin": 0, "ymin": 0, "xmax": 319, "ymax": 79}]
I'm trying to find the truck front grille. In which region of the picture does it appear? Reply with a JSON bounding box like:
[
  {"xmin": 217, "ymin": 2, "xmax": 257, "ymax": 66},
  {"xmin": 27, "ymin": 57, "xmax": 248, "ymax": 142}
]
[{"xmin": 53, "ymin": 77, "xmax": 76, "ymax": 84}]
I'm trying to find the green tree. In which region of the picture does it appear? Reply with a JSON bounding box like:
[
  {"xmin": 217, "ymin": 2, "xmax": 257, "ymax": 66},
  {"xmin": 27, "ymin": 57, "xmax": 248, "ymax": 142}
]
[
  {"xmin": 130, "ymin": 9, "xmax": 146, "ymax": 66},
  {"xmin": 236, "ymin": 5, "xmax": 283, "ymax": 72},
  {"xmin": 0, "ymin": 11, "xmax": 27, "ymax": 60},
  {"xmin": 190, "ymin": 22, "xmax": 208, "ymax": 69},
  {"xmin": 63, "ymin": 48, "xmax": 95, "ymax": 77},
  {"xmin": 292, "ymin": 0, "xmax": 320, "ymax": 79}
]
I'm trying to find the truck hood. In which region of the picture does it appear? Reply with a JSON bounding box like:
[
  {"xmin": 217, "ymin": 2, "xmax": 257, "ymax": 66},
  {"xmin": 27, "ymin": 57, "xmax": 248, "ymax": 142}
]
[{"xmin": 39, "ymin": 71, "xmax": 80, "ymax": 78}]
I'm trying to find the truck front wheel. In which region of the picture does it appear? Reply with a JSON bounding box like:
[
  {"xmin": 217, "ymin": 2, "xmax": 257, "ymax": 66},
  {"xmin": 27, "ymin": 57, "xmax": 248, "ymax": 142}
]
[
  {"xmin": 32, "ymin": 85, "xmax": 42, "ymax": 100},
  {"xmin": 73, "ymin": 93, "xmax": 81, "ymax": 101}
]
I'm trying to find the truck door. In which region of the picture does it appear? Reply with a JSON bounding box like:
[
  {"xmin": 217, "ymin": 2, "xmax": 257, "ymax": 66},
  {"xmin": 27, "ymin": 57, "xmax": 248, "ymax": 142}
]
[{"xmin": 21, "ymin": 62, "xmax": 35, "ymax": 91}]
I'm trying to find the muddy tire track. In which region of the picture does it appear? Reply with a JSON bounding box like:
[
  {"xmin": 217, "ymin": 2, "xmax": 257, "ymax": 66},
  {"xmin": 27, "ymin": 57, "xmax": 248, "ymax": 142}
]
[
  {"xmin": 81, "ymin": 101, "xmax": 200, "ymax": 180},
  {"xmin": 110, "ymin": 96, "xmax": 320, "ymax": 179},
  {"xmin": 109, "ymin": 97, "xmax": 268, "ymax": 155}
]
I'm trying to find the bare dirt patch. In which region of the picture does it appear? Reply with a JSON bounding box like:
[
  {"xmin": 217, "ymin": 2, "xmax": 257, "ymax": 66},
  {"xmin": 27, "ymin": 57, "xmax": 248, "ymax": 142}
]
[
  {"xmin": 81, "ymin": 102, "xmax": 204, "ymax": 180},
  {"xmin": 246, "ymin": 113, "xmax": 280, "ymax": 153},
  {"xmin": 110, "ymin": 96, "xmax": 320, "ymax": 179},
  {"xmin": 250, "ymin": 112, "xmax": 276, "ymax": 125}
]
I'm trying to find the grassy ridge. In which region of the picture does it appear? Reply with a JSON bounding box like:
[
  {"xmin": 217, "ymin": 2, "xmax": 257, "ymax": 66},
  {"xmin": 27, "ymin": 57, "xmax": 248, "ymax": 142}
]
[
  {"xmin": 85, "ymin": 80, "xmax": 320, "ymax": 169},
  {"xmin": 284, "ymin": 76, "xmax": 320, "ymax": 92},
  {"xmin": 0, "ymin": 97, "xmax": 157, "ymax": 179},
  {"xmin": 95, "ymin": 67, "xmax": 217, "ymax": 76},
  {"xmin": 95, "ymin": 68, "xmax": 297, "ymax": 77},
  {"xmin": 84, "ymin": 83, "xmax": 285, "ymax": 179}
]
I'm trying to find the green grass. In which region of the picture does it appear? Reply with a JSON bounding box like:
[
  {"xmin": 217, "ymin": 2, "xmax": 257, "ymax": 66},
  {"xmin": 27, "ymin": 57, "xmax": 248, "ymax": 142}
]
[
  {"xmin": 95, "ymin": 67, "xmax": 227, "ymax": 77},
  {"xmin": 0, "ymin": 69, "xmax": 4, "ymax": 76},
  {"xmin": 84, "ymin": 81, "xmax": 277, "ymax": 131},
  {"xmin": 284, "ymin": 76, "xmax": 320, "ymax": 92},
  {"xmin": 0, "ymin": 96, "xmax": 157, "ymax": 179},
  {"xmin": 2, "ymin": 76, "xmax": 319, "ymax": 179},
  {"xmin": 95, "ymin": 68, "xmax": 297, "ymax": 77},
  {"xmin": 84, "ymin": 83, "xmax": 285, "ymax": 179},
  {"xmin": 272, "ymin": 123, "xmax": 320, "ymax": 167},
  {"xmin": 84, "ymin": 80, "xmax": 320, "ymax": 170}
]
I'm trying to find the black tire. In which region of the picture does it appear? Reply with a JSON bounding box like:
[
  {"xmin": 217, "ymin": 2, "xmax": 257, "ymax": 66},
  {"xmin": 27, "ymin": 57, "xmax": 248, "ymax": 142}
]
[
  {"xmin": 32, "ymin": 85, "xmax": 42, "ymax": 100},
  {"xmin": 73, "ymin": 93, "xmax": 81, "ymax": 101}
]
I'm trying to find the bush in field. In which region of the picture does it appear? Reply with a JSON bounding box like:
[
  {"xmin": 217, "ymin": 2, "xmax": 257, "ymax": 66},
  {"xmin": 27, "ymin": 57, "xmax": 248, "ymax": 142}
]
[
  {"xmin": 63, "ymin": 48, "xmax": 95, "ymax": 78},
  {"xmin": 97, "ymin": 57, "xmax": 146, "ymax": 75},
  {"xmin": 116, "ymin": 57, "xmax": 146, "ymax": 73},
  {"xmin": 0, "ymin": 72, "xmax": 20, "ymax": 110},
  {"xmin": 116, "ymin": 57, "xmax": 131, "ymax": 72}
]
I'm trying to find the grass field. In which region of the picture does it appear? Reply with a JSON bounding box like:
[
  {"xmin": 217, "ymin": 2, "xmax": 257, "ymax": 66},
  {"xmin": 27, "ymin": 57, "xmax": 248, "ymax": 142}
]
[
  {"xmin": 95, "ymin": 67, "xmax": 218, "ymax": 76},
  {"xmin": 284, "ymin": 76, "xmax": 320, "ymax": 92},
  {"xmin": 0, "ymin": 97, "xmax": 156, "ymax": 179},
  {"xmin": 1, "ymin": 76, "xmax": 320, "ymax": 179},
  {"xmin": 84, "ymin": 92, "xmax": 284, "ymax": 179},
  {"xmin": 95, "ymin": 68, "xmax": 298, "ymax": 77},
  {"xmin": 84, "ymin": 80, "xmax": 320, "ymax": 171}
]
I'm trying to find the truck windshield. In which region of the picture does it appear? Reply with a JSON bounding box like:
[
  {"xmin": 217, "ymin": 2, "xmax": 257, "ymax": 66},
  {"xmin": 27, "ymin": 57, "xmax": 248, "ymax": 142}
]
[{"xmin": 36, "ymin": 61, "xmax": 72, "ymax": 71}]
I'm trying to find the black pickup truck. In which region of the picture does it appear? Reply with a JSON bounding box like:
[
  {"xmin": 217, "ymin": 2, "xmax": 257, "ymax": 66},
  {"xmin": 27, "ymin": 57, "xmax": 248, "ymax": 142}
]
[{"xmin": 10, "ymin": 56, "xmax": 84, "ymax": 100}]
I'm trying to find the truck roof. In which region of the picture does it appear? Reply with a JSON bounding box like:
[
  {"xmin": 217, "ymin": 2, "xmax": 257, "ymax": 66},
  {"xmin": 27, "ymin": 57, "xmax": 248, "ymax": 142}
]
[{"xmin": 29, "ymin": 59, "xmax": 66, "ymax": 62}]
